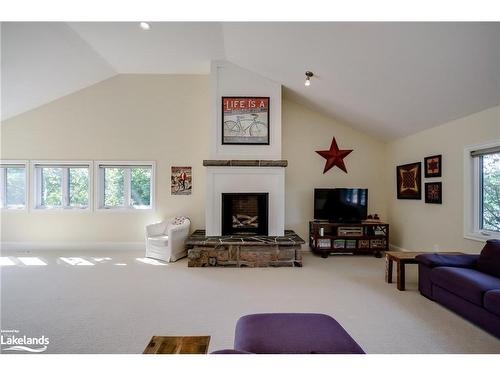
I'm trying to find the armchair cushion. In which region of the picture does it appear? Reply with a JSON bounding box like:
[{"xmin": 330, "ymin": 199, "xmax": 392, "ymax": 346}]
[
  {"xmin": 477, "ymin": 240, "xmax": 500, "ymax": 278},
  {"xmin": 172, "ymin": 216, "xmax": 189, "ymax": 226},
  {"xmin": 416, "ymin": 254, "xmax": 479, "ymax": 269},
  {"xmin": 147, "ymin": 235, "xmax": 169, "ymax": 246}
]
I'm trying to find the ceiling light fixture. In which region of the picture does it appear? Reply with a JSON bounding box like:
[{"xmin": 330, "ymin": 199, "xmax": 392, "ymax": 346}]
[
  {"xmin": 140, "ymin": 22, "xmax": 151, "ymax": 31},
  {"xmin": 305, "ymin": 71, "xmax": 314, "ymax": 86}
]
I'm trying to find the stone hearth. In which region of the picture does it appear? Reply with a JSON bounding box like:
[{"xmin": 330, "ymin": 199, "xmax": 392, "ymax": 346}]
[{"xmin": 186, "ymin": 230, "xmax": 304, "ymax": 267}]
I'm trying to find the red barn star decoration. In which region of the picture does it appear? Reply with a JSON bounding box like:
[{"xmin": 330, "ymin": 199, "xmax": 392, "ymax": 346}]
[{"xmin": 315, "ymin": 137, "xmax": 353, "ymax": 174}]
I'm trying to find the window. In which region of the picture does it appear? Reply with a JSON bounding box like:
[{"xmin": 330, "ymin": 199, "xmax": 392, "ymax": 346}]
[
  {"xmin": 480, "ymin": 152, "xmax": 500, "ymax": 232},
  {"xmin": 464, "ymin": 141, "xmax": 500, "ymax": 241},
  {"xmin": 96, "ymin": 162, "xmax": 154, "ymax": 210},
  {"xmin": 0, "ymin": 161, "xmax": 27, "ymax": 210},
  {"xmin": 33, "ymin": 162, "xmax": 91, "ymax": 210}
]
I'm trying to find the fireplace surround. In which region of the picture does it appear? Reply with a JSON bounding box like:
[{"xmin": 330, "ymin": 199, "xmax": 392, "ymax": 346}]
[{"xmin": 205, "ymin": 165, "xmax": 285, "ymax": 236}]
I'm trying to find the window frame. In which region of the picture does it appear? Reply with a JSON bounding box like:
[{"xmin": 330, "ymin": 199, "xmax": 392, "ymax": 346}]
[
  {"xmin": 95, "ymin": 161, "xmax": 156, "ymax": 212},
  {"xmin": 464, "ymin": 140, "xmax": 500, "ymax": 241},
  {"xmin": 0, "ymin": 160, "xmax": 28, "ymax": 211},
  {"xmin": 31, "ymin": 160, "xmax": 93, "ymax": 211}
]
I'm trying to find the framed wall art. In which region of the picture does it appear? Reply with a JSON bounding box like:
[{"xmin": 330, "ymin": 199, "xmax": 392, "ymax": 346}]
[
  {"xmin": 425, "ymin": 182, "xmax": 442, "ymax": 204},
  {"xmin": 396, "ymin": 162, "xmax": 422, "ymax": 199},
  {"xmin": 171, "ymin": 166, "xmax": 192, "ymax": 195},
  {"xmin": 222, "ymin": 97, "xmax": 270, "ymax": 145},
  {"xmin": 424, "ymin": 154, "xmax": 442, "ymax": 178}
]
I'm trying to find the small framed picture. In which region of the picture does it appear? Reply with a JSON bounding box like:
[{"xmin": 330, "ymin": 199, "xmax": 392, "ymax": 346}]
[
  {"xmin": 424, "ymin": 154, "xmax": 442, "ymax": 178},
  {"xmin": 396, "ymin": 162, "xmax": 422, "ymax": 200},
  {"xmin": 425, "ymin": 182, "xmax": 442, "ymax": 204},
  {"xmin": 171, "ymin": 166, "xmax": 192, "ymax": 195},
  {"xmin": 222, "ymin": 97, "xmax": 270, "ymax": 145}
]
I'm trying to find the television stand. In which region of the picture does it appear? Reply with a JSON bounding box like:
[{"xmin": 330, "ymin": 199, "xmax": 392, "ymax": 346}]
[{"xmin": 309, "ymin": 221, "xmax": 389, "ymax": 258}]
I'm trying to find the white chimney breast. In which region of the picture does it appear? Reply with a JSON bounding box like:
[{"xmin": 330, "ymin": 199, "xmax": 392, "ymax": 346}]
[
  {"xmin": 206, "ymin": 61, "xmax": 285, "ymax": 236},
  {"xmin": 210, "ymin": 60, "xmax": 282, "ymax": 160}
]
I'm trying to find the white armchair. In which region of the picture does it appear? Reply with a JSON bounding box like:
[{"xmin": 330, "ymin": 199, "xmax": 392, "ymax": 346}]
[{"xmin": 145, "ymin": 217, "xmax": 191, "ymax": 262}]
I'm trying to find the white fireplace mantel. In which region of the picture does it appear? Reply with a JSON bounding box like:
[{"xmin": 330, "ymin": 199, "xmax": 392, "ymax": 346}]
[{"xmin": 205, "ymin": 167, "xmax": 285, "ymax": 236}]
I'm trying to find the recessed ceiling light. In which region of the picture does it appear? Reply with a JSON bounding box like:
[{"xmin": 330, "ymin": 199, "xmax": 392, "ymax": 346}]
[{"xmin": 140, "ymin": 22, "xmax": 151, "ymax": 31}]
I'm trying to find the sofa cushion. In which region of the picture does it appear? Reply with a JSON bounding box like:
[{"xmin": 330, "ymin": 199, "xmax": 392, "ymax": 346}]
[
  {"xmin": 416, "ymin": 254, "xmax": 479, "ymax": 269},
  {"xmin": 430, "ymin": 267, "xmax": 500, "ymax": 306},
  {"xmin": 484, "ymin": 289, "xmax": 500, "ymax": 317},
  {"xmin": 477, "ymin": 239, "xmax": 500, "ymax": 278}
]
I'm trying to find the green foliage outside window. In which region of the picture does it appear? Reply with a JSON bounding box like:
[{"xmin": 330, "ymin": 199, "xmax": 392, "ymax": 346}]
[
  {"xmin": 69, "ymin": 168, "xmax": 89, "ymax": 207},
  {"xmin": 131, "ymin": 168, "xmax": 151, "ymax": 207},
  {"xmin": 104, "ymin": 168, "xmax": 125, "ymax": 206},
  {"xmin": 6, "ymin": 167, "xmax": 25, "ymax": 207},
  {"xmin": 482, "ymin": 153, "xmax": 500, "ymax": 232},
  {"xmin": 41, "ymin": 168, "xmax": 62, "ymax": 206}
]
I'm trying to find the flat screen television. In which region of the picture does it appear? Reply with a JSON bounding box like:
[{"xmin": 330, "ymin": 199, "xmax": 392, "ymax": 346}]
[{"xmin": 314, "ymin": 188, "xmax": 368, "ymax": 223}]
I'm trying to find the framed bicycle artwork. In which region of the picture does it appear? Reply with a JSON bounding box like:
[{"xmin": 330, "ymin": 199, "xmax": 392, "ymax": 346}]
[
  {"xmin": 171, "ymin": 166, "xmax": 192, "ymax": 195},
  {"xmin": 222, "ymin": 97, "xmax": 270, "ymax": 145}
]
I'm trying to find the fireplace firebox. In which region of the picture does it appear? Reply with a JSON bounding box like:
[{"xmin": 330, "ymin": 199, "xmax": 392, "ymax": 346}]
[{"xmin": 221, "ymin": 193, "xmax": 269, "ymax": 235}]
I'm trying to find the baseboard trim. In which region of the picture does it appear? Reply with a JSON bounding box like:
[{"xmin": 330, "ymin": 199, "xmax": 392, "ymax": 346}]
[{"xmin": 1, "ymin": 241, "xmax": 144, "ymax": 252}]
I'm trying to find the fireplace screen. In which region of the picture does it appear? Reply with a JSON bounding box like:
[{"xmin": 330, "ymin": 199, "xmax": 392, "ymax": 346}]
[{"xmin": 221, "ymin": 193, "xmax": 269, "ymax": 235}]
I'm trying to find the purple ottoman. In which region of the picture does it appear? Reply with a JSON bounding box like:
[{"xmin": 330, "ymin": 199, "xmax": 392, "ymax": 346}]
[{"xmin": 232, "ymin": 313, "xmax": 364, "ymax": 354}]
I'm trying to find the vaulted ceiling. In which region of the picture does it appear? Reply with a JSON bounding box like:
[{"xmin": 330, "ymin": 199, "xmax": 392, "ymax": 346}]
[{"xmin": 2, "ymin": 22, "xmax": 499, "ymax": 139}]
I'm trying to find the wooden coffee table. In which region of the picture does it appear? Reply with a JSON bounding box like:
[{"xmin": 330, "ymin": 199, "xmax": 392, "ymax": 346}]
[
  {"xmin": 385, "ymin": 251, "xmax": 463, "ymax": 291},
  {"xmin": 143, "ymin": 336, "xmax": 211, "ymax": 354}
]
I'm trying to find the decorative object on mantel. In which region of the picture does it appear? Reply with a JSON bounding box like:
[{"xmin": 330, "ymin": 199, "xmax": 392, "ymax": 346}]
[
  {"xmin": 171, "ymin": 166, "xmax": 192, "ymax": 195},
  {"xmin": 424, "ymin": 154, "xmax": 442, "ymax": 178},
  {"xmin": 203, "ymin": 160, "xmax": 287, "ymax": 167},
  {"xmin": 425, "ymin": 182, "xmax": 442, "ymax": 204},
  {"xmin": 315, "ymin": 136, "xmax": 353, "ymax": 174},
  {"xmin": 396, "ymin": 162, "xmax": 422, "ymax": 199},
  {"xmin": 222, "ymin": 97, "xmax": 270, "ymax": 145}
]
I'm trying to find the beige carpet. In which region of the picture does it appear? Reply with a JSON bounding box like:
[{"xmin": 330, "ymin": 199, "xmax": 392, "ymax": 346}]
[{"xmin": 1, "ymin": 249, "xmax": 499, "ymax": 354}]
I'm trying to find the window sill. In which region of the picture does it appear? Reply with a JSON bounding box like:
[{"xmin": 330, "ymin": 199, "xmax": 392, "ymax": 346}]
[
  {"xmin": 32, "ymin": 207, "xmax": 91, "ymax": 212},
  {"xmin": 1, "ymin": 208, "xmax": 27, "ymax": 212},
  {"xmin": 464, "ymin": 231, "xmax": 500, "ymax": 242},
  {"xmin": 96, "ymin": 207, "xmax": 154, "ymax": 213}
]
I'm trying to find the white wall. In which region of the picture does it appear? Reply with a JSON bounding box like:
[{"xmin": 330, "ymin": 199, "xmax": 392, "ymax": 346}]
[
  {"xmin": 282, "ymin": 99, "xmax": 388, "ymax": 240},
  {"xmin": 1, "ymin": 73, "xmax": 389, "ymax": 248},
  {"xmin": 387, "ymin": 105, "xmax": 500, "ymax": 253},
  {"xmin": 1, "ymin": 74, "xmax": 210, "ymax": 248},
  {"xmin": 210, "ymin": 60, "xmax": 282, "ymax": 160},
  {"xmin": 7, "ymin": 71, "xmax": 491, "ymax": 251}
]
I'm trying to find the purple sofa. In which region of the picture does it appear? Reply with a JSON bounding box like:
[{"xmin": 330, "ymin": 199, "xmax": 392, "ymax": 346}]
[
  {"xmin": 416, "ymin": 239, "xmax": 500, "ymax": 338},
  {"xmin": 212, "ymin": 313, "xmax": 365, "ymax": 354}
]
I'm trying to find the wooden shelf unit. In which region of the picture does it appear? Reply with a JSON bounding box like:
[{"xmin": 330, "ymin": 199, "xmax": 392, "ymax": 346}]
[{"xmin": 309, "ymin": 221, "xmax": 389, "ymax": 258}]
